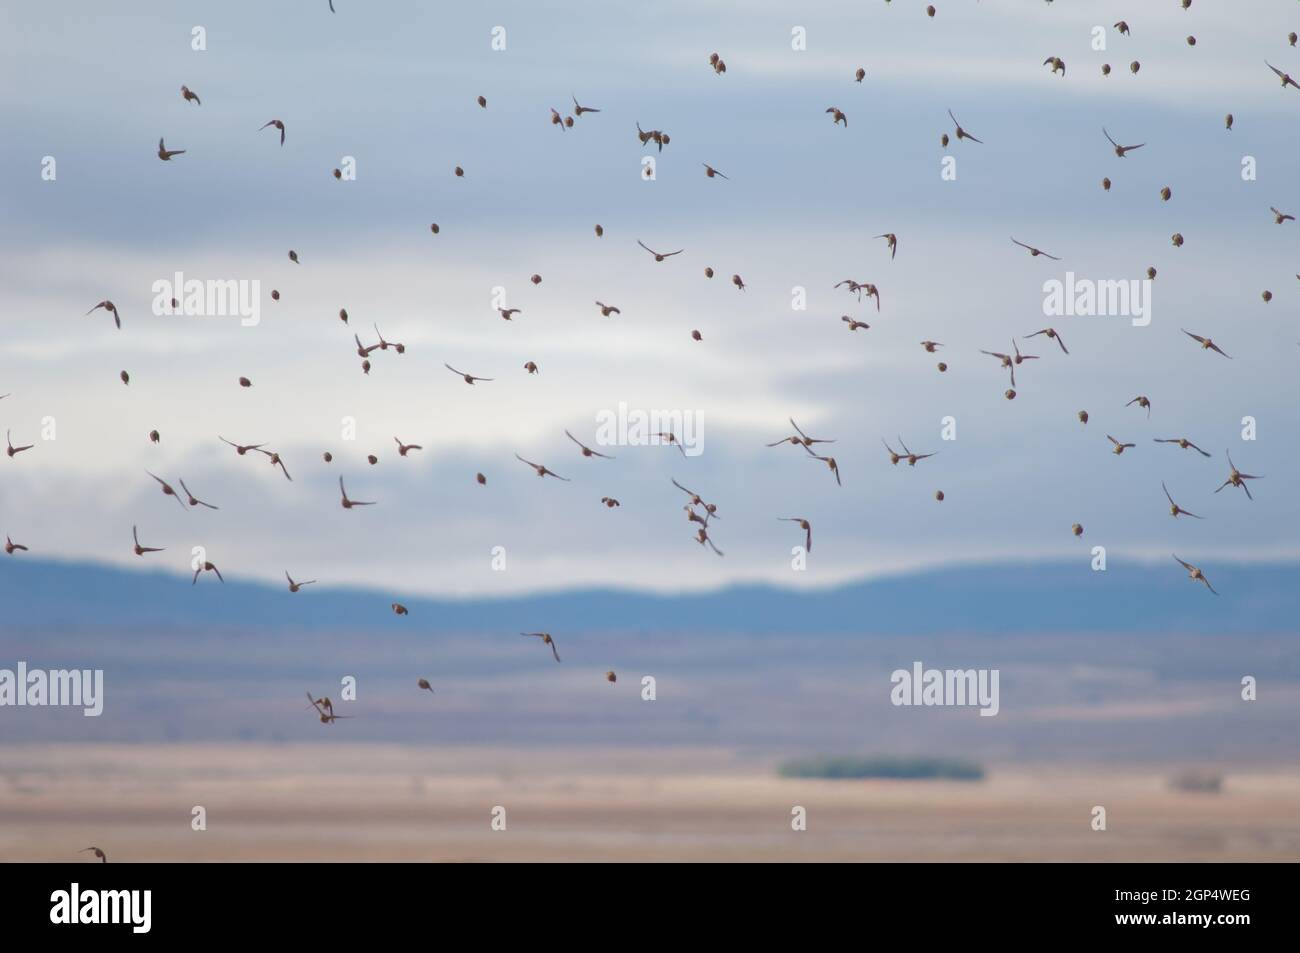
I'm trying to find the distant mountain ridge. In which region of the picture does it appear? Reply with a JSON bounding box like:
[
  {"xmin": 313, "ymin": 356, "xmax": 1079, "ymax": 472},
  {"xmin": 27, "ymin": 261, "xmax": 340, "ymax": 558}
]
[{"xmin": 0, "ymin": 557, "xmax": 1293, "ymax": 635}]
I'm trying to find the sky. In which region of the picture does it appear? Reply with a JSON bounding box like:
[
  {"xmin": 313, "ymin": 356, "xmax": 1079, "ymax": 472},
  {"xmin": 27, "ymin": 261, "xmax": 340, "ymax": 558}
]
[{"xmin": 0, "ymin": 0, "xmax": 1297, "ymax": 597}]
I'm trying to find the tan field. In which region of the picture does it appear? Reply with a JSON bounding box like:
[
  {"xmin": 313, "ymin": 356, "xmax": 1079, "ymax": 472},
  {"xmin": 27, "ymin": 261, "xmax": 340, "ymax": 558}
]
[{"xmin": 2, "ymin": 745, "xmax": 1299, "ymax": 862}]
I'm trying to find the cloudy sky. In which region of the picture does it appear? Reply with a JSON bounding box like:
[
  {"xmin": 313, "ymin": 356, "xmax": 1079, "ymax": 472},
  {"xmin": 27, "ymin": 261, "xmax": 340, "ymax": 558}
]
[{"xmin": 1, "ymin": 0, "xmax": 1297, "ymax": 597}]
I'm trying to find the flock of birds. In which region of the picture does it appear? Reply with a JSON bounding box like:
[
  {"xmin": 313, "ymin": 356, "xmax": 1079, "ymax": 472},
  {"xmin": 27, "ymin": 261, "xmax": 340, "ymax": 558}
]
[{"xmin": 4, "ymin": 4, "xmax": 1295, "ymax": 862}]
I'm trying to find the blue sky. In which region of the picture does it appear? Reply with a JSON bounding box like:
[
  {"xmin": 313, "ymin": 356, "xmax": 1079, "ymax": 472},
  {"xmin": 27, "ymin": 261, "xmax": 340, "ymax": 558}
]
[{"xmin": 0, "ymin": 0, "xmax": 1297, "ymax": 596}]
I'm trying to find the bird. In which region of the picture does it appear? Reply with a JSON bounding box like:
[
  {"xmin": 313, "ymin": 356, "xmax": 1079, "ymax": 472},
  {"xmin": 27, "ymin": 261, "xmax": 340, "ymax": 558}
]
[
  {"xmin": 307, "ymin": 692, "xmax": 352, "ymax": 724},
  {"xmin": 882, "ymin": 439, "xmax": 902, "ymax": 466},
  {"xmin": 523, "ymin": 361, "xmax": 539, "ymax": 375},
  {"xmin": 1173, "ymin": 555, "xmax": 1217, "ymax": 595},
  {"xmin": 551, "ymin": 108, "xmax": 567, "ymax": 130},
  {"xmin": 672, "ymin": 479, "xmax": 719, "ymax": 520},
  {"xmin": 1215, "ymin": 451, "xmax": 1261, "ymax": 501},
  {"xmin": 374, "ymin": 323, "xmax": 403, "ymax": 353},
  {"xmin": 708, "ymin": 52, "xmax": 726, "ymax": 75},
  {"xmin": 1043, "ymin": 56, "xmax": 1065, "ymax": 76},
  {"xmin": 921, "ymin": 341, "xmax": 943, "ymax": 353},
  {"xmin": 855, "ymin": 67, "xmax": 866, "ymax": 83},
  {"xmin": 1011, "ymin": 238, "xmax": 1061, "ymax": 260},
  {"xmin": 600, "ymin": 497, "xmax": 620, "ymax": 508},
  {"xmin": 1103, "ymin": 128, "xmax": 1145, "ymax": 157},
  {"xmin": 444, "ymin": 364, "xmax": 493, "ymax": 384},
  {"xmin": 1181, "ymin": 330, "xmax": 1231, "ymax": 358},
  {"xmin": 498, "ymin": 308, "xmax": 522, "ymax": 320},
  {"xmin": 86, "ymin": 300, "xmax": 121, "ymax": 329},
  {"xmin": 875, "ymin": 233, "xmax": 898, "ymax": 260},
  {"xmin": 392, "ymin": 603, "xmax": 408, "ymax": 615},
  {"xmin": 5, "ymin": 536, "xmax": 29, "ymax": 555},
  {"xmin": 1162, "ymin": 482, "xmax": 1203, "ymax": 519},
  {"xmin": 979, "ymin": 348, "xmax": 1018, "ymax": 387},
  {"xmin": 572, "ymin": 95, "xmax": 600, "ymax": 116},
  {"xmin": 5, "ymin": 430, "xmax": 33, "ymax": 458},
  {"xmin": 566, "ymin": 430, "xmax": 614, "ymax": 459},
  {"xmin": 947, "ymin": 110, "xmax": 982, "ymax": 143},
  {"xmin": 219, "ymin": 437, "xmax": 266, "ymax": 456},
  {"xmin": 1270, "ymin": 206, "xmax": 1295, "ymax": 224},
  {"xmin": 695, "ymin": 526, "xmax": 725, "ymax": 556},
  {"xmin": 522, "ymin": 632, "xmax": 561, "ymax": 662},
  {"xmin": 258, "ymin": 449, "xmax": 292, "ymax": 481},
  {"xmin": 896, "ymin": 437, "xmax": 936, "ymax": 466},
  {"xmin": 826, "ymin": 106, "xmax": 847, "ymax": 127},
  {"xmin": 605, "ymin": 671, "xmax": 617, "ymax": 683},
  {"xmin": 394, "ymin": 438, "xmax": 422, "ymax": 457},
  {"xmin": 192, "ymin": 560, "xmax": 224, "ymax": 585},
  {"xmin": 288, "ymin": 250, "xmax": 299, "ymax": 264},
  {"xmin": 259, "ymin": 119, "xmax": 286, "ymax": 145},
  {"xmin": 157, "ymin": 138, "xmax": 186, "ymax": 160},
  {"xmin": 515, "ymin": 454, "xmax": 569, "ymax": 480},
  {"xmin": 339, "ymin": 476, "xmax": 376, "ymax": 509},
  {"xmin": 702, "ymin": 164, "xmax": 729, "ymax": 179},
  {"xmin": 1107, "ymin": 435, "xmax": 1136, "ymax": 456},
  {"xmin": 805, "ymin": 448, "xmax": 842, "ymax": 486},
  {"xmin": 1126, "ymin": 395, "xmax": 1152, "ymax": 418},
  {"xmin": 1114, "ymin": 20, "xmax": 1130, "ymax": 36},
  {"xmin": 418, "ymin": 678, "xmax": 434, "ymax": 693},
  {"xmin": 145, "ymin": 471, "xmax": 188, "ymax": 509},
  {"xmin": 131, "ymin": 525, "xmax": 164, "ymax": 556},
  {"xmin": 286, "ymin": 572, "xmax": 316, "ymax": 592},
  {"xmin": 595, "ymin": 301, "xmax": 621, "ymax": 316},
  {"xmin": 1154, "ymin": 438, "xmax": 1210, "ymax": 458},
  {"xmin": 1266, "ymin": 62, "xmax": 1300, "ymax": 89},
  {"xmin": 779, "ymin": 517, "xmax": 812, "ymax": 552},
  {"xmin": 80, "ymin": 847, "xmax": 107, "ymax": 863},
  {"xmin": 834, "ymin": 280, "xmax": 881, "ymax": 310},
  {"xmin": 180, "ymin": 85, "xmax": 201, "ymax": 105},
  {"xmin": 768, "ymin": 418, "xmax": 835, "ymax": 450},
  {"xmin": 637, "ymin": 240, "xmax": 683, "ymax": 262},
  {"xmin": 841, "ymin": 316, "xmax": 870, "ymax": 332},
  {"xmin": 1025, "ymin": 328, "xmax": 1068, "ymax": 354}
]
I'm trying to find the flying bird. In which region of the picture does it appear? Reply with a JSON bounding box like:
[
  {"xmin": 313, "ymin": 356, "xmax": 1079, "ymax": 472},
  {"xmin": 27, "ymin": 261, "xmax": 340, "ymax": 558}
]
[
  {"xmin": 637, "ymin": 240, "xmax": 683, "ymax": 262},
  {"xmin": 145, "ymin": 470, "xmax": 188, "ymax": 509},
  {"xmin": 522, "ymin": 631, "xmax": 561, "ymax": 662},
  {"xmin": 5, "ymin": 430, "xmax": 33, "ymax": 458},
  {"xmin": 259, "ymin": 119, "xmax": 286, "ymax": 145},
  {"xmin": 1025, "ymin": 328, "xmax": 1068, "ymax": 353},
  {"xmin": 1162, "ymin": 482, "xmax": 1203, "ymax": 519},
  {"xmin": 1011, "ymin": 238, "xmax": 1061, "ymax": 260},
  {"xmin": 286, "ymin": 572, "xmax": 316, "ymax": 592},
  {"xmin": 515, "ymin": 454, "xmax": 570, "ymax": 480},
  {"xmin": 1266, "ymin": 61, "xmax": 1300, "ymax": 89},
  {"xmin": 1107, "ymin": 435, "xmax": 1136, "ymax": 456},
  {"xmin": 1181, "ymin": 330, "xmax": 1231, "ymax": 358},
  {"xmin": 338, "ymin": 476, "xmax": 376, "ymax": 508},
  {"xmin": 1215, "ymin": 451, "xmax": 1261, "ymax": 500},
  {"xmin": 157, "ymin": 138, "xmax": 186, "ymax": 160},
  {"xmin": 444, "ymin": 364, "xmax": 493, "ymax": 384},
  {"xmin": 566, "ymin": 430, "xmax": 614, "ymax": 459},
  {"xmin": 1173, "ymin": 554, "xmax": 1217, "ymax": 595},
  {"xmin": 947, "ymin": 110, "xmax": 982, "ymax": 143},
  {"xmin": 86, "ymin": 300, "xmax": 121, "ymax": 329},
  {"xmin": 1103, "ymin": 128, "xmax": 1145, "ymax": 157},
  {"xmin": 1154, "ymin": 437, "xmax": 1211, "ymax": 458},
  {"xmin": 131, "ymin": 525, "xmax": 164, "ymax": 556},
  {"xmin": 779, "ymin": 517, "xmax": 813, "ymax": 552}
]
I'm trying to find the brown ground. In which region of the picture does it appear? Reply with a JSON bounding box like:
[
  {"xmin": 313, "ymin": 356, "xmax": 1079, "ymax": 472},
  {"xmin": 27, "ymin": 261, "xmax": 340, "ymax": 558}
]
[{"xmin": 2, "ymin": 745, "xmax": 1298, "ymax": 862}]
